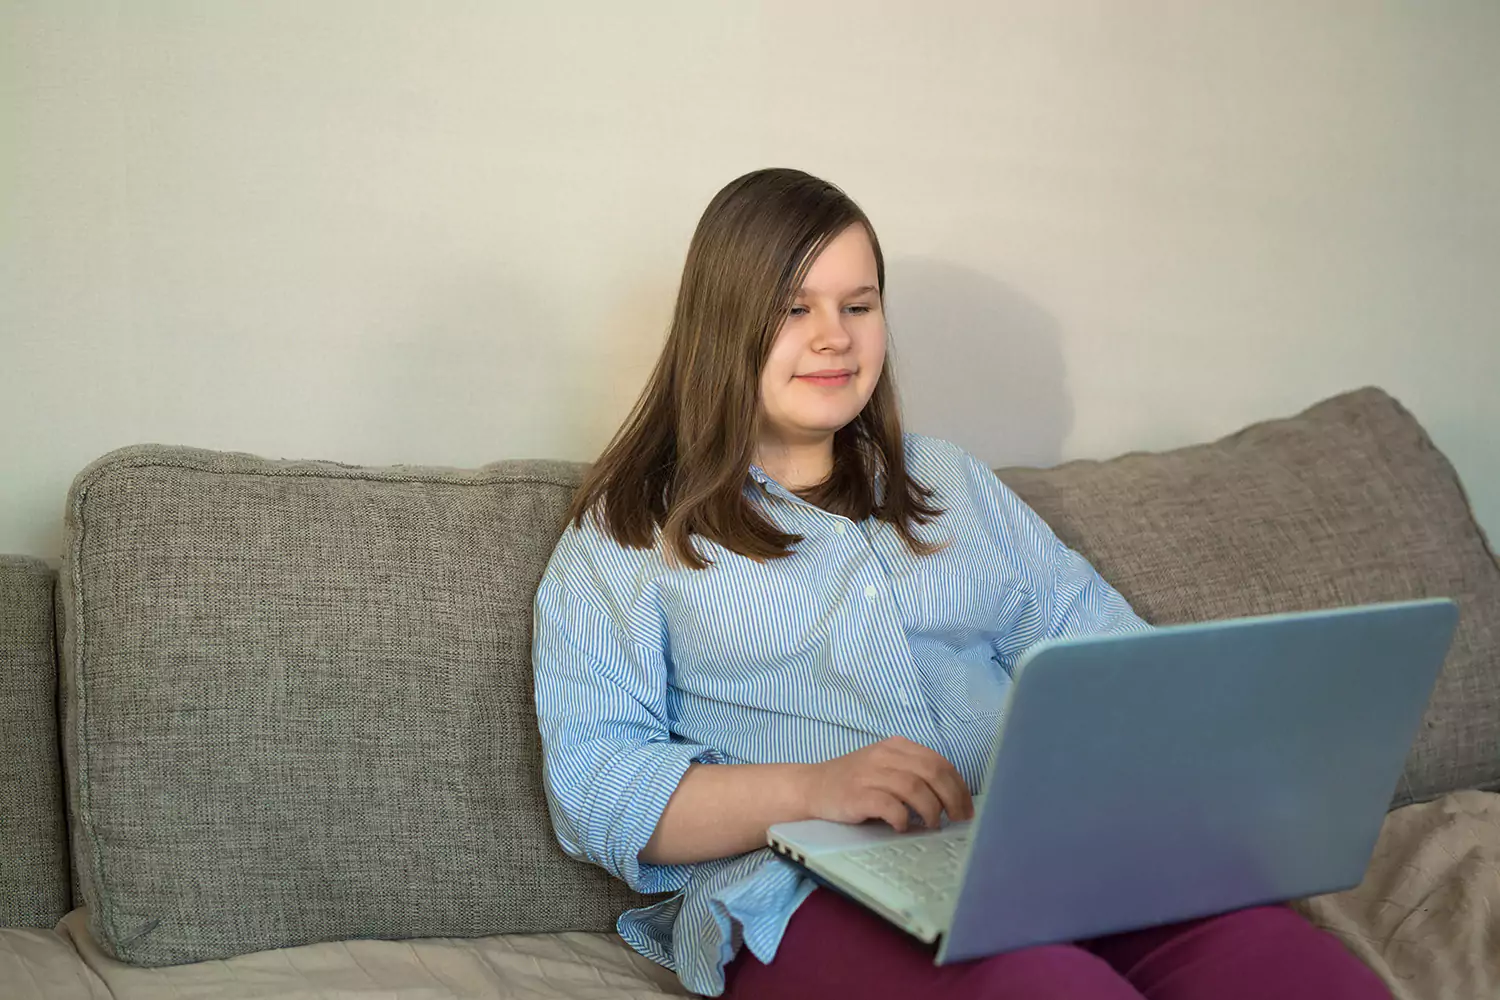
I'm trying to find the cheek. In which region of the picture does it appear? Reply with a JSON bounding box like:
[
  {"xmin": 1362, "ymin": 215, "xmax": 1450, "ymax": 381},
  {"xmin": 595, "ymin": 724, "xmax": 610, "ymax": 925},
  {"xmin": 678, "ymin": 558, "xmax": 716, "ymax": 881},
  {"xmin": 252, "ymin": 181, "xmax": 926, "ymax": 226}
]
[
  {"xmin": 759, "ymin": 345, "xmax": 793, "ymax": 412},
  {"xmin": 757, "ymin": 368, "xmax": 779, "ymax": 413},
  {"xmin": 863, "ymin": 322, "xmax": 888, "ymax": 370},
  {"xmin": 763, "ymin": 329, "xmax": 800, "ymax": 380}
]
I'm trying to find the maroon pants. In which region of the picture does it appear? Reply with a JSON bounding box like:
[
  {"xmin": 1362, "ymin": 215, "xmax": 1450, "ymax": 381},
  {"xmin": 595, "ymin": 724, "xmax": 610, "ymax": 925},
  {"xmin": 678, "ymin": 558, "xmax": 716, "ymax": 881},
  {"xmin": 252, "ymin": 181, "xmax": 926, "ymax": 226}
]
[{"xmin": 723, "ymin": 889, "xmax": 1388, "ymax": 999}]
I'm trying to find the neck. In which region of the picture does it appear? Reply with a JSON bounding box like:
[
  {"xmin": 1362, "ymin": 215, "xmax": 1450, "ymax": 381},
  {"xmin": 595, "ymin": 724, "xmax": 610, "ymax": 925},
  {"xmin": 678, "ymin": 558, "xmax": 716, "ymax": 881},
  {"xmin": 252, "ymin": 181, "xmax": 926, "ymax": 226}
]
[{"xmin": 754, "ymin": 438, "xmax": 834, "ymax": 492}]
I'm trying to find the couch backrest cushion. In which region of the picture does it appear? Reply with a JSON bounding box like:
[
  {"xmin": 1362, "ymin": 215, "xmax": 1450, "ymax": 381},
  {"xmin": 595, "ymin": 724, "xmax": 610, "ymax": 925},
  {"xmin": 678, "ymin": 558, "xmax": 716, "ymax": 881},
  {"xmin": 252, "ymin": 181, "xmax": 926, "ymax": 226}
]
[
  {"xmin": 0, "ymin": 555, "xmax": 73, "ymax": 927},
  {"xmin": 59, "ymin": 447, "xmax": 652, "ymax": 966},
  {"xmin": 998, "ymin": 387, "xmax": 1500, "ymax": 808}
]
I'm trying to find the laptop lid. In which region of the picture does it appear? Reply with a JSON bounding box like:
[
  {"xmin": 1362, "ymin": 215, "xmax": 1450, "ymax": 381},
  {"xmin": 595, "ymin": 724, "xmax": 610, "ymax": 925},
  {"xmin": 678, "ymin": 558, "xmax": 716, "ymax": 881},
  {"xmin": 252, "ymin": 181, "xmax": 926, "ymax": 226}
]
[{"xmin": 938, "ymin": 598, "xmax": 1458, "ymax": 964}]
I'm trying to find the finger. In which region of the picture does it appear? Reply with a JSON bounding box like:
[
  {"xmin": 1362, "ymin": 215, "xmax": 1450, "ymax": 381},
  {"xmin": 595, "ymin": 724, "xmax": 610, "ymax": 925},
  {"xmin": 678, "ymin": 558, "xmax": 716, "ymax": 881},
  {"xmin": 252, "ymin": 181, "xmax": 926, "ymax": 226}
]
[
  {"xmin": 920, "ymin": 758, "xmax": 974, "ymax": 821},
  {"xmin": 863, "ymin": 790, "xmax": 910, "ymax": 832},
  {"xmin": 890, "ymin": 743, "xmax": 974, "ymax": 821},
  {"xmin": 884, "ymin": 769, "xmax": 945, "ymax": 830},
  {"xmin": 936, "ymin": 769, "xmax": 974, "ymax": 821}
]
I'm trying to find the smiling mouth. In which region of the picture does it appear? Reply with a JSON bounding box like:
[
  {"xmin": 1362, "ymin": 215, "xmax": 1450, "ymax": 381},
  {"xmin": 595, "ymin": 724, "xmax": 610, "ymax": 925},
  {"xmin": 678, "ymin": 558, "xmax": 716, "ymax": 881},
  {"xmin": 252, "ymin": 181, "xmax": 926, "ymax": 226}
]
[{"xmin": 795, "ymin": 372, "xmax": 853, "ymax": 385}]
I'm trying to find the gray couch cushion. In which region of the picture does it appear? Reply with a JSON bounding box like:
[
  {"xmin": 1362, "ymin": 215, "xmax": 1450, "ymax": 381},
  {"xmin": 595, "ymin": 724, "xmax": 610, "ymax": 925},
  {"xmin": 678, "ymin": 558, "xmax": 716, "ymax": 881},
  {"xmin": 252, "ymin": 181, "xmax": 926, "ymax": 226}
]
[
  {"xmin": 998, "ymin": 386, "xmax": 1500, "ymax": 808},
  {"xmin": 59, "ymin": 446, "xmax": 652, "ymax": 966},
  {"xmin": 0, "ymin": 555, "xmax": 73, "ymax": 928}
]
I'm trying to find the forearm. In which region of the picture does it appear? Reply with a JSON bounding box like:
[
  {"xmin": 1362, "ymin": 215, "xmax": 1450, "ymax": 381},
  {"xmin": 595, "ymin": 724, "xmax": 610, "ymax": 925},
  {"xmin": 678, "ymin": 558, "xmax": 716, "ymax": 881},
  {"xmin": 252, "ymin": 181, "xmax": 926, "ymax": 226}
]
[{"xmin": 639, "ymin": 761, "xmax": 814, "ymax": 866}]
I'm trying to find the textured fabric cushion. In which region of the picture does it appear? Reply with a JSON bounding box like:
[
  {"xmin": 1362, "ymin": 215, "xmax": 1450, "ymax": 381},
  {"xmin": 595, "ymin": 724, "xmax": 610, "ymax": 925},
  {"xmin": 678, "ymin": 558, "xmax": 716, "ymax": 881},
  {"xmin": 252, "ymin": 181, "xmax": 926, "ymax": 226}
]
[
  {"xmin": 59, "ymin": 446, "xmax": 654, "ymax": 966},
  {"xmin": 998, "ymin": 386, "xmax": 1500, "ymax": 807},
  {"xmin": 0, "ymin": 555, "xmax": 73, "ymax": 927}
]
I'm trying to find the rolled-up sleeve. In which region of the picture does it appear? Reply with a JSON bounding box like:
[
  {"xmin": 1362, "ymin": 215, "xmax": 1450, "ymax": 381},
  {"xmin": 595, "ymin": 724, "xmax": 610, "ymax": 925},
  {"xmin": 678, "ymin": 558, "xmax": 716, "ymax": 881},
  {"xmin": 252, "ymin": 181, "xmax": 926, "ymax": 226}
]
[
  {"xmin": 960, "ymin": 452, "xmax": 1151, "ymax": 658},
  {"xmin": 532, "ymin": 521, "xmax": 723, "ymax": 895}
]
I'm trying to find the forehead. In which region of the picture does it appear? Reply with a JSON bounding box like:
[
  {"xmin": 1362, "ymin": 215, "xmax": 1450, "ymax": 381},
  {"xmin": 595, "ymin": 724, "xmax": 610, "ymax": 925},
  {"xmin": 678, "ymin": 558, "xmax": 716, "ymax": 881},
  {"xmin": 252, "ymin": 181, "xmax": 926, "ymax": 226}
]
[{"xmin": 797, "ymin": 224, "xmax": 878, "ymax": 295}]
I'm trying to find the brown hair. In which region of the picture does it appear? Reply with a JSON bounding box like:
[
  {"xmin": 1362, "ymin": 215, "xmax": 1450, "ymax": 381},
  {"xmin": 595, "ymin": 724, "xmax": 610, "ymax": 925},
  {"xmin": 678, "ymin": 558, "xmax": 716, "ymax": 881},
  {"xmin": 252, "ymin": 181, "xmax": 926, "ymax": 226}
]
[{"xmin": 568, "ymin": 167, "xmax": 944, "ymax": 569}]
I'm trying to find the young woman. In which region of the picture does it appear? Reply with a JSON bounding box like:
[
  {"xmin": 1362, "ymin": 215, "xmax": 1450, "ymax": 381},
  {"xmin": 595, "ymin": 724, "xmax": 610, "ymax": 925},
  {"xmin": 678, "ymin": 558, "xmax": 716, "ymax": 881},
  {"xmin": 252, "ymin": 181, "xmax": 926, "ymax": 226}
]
[{"xmin": 531, "ymin": 169, "xmax": 1386, "ymax": 999}]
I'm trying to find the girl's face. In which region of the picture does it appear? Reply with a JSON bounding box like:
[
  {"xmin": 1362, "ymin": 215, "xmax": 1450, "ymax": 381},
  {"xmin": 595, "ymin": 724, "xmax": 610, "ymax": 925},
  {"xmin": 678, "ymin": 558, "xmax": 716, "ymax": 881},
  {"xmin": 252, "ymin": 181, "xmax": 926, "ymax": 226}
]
[{"xmin": 757, "ymin": 224, "xmax": 887, "ymax": 460}]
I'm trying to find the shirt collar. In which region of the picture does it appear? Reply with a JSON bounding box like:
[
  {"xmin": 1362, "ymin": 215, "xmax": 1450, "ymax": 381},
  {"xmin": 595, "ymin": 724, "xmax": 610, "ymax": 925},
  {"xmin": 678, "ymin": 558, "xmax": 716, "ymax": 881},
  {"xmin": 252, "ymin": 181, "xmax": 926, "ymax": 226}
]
[
  {"xmin": 746, "ymin": 463, "xmax": 791, "ymax": 502},
  {"xmin": 745, "ymin": 462, "xmax": 888, "ymax": 504}
]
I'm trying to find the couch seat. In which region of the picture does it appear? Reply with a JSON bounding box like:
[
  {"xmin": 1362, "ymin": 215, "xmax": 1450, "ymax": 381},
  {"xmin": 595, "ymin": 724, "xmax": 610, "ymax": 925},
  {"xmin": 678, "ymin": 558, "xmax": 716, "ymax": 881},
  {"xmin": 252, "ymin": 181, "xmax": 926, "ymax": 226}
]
[
  {"xmin": 7, "ymin": 790, "xmax": 1498, "ymax": 999},
  {"xmin": 4, "ymin": 912, "xmax": 688, "ymax": 1000}
]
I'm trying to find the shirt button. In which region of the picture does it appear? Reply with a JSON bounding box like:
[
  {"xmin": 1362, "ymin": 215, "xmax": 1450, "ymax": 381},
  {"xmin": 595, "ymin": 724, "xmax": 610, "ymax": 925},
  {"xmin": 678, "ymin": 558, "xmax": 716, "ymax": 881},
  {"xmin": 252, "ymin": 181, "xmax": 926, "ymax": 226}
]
[
  {"xmin": 864, "ymin": 584, "xmax": 878, "ymax": 599},
  {"xmin": 898, "ymin": 689, "xmax": 913, "ymax": 706},
  {"xmin": 835, "ymin": 522, "xmax": 847, "ymax": 535}
]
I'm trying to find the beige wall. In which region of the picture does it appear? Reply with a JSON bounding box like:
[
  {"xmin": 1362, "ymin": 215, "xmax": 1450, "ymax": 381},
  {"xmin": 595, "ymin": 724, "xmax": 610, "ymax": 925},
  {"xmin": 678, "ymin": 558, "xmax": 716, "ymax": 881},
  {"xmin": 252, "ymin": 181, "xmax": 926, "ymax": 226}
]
[{"xmin": 3, "ymin": 1, "xmax": 1497, "ymax": 562}]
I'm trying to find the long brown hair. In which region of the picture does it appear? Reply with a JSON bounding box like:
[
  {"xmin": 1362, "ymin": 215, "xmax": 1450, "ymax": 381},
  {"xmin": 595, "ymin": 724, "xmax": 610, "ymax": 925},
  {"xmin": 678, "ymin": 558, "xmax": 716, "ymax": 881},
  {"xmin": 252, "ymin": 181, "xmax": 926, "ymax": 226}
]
[{"xmin": 568, "ymin": 167, "xmax": 944, "ymax": 569}]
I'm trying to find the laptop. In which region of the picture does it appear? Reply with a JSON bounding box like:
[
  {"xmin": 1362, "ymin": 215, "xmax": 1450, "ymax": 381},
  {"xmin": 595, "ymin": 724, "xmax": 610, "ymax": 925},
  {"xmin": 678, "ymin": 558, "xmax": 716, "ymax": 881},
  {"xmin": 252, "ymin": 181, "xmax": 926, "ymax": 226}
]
[{"xmin": 767, "ymin": 598, "xmax": 1459, "ymax": 964}]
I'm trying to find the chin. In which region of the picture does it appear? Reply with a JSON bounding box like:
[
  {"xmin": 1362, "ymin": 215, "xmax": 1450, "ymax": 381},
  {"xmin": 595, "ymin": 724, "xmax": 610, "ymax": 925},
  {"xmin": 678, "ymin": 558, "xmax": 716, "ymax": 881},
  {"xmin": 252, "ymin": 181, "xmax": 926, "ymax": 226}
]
[{"xmin": 801, "ymin": 412, "xmax": 862, "ymax": 434}]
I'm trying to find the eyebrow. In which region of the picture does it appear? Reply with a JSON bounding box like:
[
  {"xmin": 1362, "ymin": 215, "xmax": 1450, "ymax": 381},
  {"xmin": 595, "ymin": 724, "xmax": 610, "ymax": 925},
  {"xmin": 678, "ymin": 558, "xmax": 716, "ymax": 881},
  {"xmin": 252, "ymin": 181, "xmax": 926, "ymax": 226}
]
[{"xmin": 795, "ymin": 284, "xmax": 879, "ymax": 299}]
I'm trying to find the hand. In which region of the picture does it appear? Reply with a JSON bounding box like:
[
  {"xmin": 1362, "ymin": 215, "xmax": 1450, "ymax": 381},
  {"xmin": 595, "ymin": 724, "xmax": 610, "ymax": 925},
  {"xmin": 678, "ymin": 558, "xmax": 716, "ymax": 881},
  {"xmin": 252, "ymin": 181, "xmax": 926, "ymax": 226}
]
[{"xmin": 800, "ymin": 736, "xmax": 974, "ymax": 832}]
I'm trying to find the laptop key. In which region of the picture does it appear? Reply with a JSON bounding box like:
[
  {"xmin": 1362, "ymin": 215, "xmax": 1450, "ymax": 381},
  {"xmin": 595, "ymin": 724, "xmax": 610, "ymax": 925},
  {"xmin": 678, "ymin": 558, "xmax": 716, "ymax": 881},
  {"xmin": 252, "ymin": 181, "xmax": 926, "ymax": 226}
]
[{"xmin": 839, "ymin": 830, "xmax": 970, "ymax": 903}]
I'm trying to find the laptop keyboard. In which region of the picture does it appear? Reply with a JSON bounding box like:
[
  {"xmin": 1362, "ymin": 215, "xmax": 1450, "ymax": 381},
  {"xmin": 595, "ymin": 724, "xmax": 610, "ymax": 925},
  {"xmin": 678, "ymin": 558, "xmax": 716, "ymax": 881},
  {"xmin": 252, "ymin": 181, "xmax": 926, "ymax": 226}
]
[{"xmin": 840, "ymin": 829, "xmax": 970, "ymax": 906}]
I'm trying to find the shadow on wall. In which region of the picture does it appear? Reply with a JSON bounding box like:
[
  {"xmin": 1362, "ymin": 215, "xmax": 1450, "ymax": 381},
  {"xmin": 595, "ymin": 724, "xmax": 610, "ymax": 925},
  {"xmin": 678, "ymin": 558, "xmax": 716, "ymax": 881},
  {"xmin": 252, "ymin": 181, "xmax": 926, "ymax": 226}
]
[{"xmin": 883, "ymin": 257, "xmax": 1074, "ymax": 470}]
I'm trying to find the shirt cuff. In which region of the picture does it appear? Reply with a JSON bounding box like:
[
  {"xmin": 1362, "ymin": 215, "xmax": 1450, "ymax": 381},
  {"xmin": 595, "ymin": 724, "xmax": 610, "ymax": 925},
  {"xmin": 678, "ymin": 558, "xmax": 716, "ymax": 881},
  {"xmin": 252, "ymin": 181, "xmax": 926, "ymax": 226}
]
[{"xmin": 605, "ymin": 739, "xmax": 724, "ymax": 894}]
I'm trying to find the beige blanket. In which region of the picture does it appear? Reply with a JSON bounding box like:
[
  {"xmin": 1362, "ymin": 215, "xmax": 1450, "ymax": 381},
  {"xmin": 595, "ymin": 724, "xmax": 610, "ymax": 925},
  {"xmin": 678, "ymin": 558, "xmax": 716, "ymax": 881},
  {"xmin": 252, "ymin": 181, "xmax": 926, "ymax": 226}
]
[
  {"xmin": 30, "ymin": 912, "xmax": 689, "ymax": 1000},
  {"xmin": 1294, "ymin": 789, "xmax": 1500, "ymax": 1000},
  {"xmin": 5, "ymin": 791, "xmax": 1496, "ymax": 999}
]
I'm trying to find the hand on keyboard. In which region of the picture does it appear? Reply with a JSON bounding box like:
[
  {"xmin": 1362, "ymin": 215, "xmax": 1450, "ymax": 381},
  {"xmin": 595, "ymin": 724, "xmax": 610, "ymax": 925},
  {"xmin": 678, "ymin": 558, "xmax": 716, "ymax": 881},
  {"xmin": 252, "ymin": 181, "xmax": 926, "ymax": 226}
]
[{"xmin": 800, "ymin": 735, "xmax": 974, "ymax": 832}]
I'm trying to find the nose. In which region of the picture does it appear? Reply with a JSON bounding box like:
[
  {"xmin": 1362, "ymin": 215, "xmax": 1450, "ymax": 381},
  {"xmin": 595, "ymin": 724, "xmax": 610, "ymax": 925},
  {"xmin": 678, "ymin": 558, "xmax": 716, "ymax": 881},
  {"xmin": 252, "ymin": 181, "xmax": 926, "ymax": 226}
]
[{"xmin": 810, "ymin": 306, "xmax": 853, "ymax": 352}]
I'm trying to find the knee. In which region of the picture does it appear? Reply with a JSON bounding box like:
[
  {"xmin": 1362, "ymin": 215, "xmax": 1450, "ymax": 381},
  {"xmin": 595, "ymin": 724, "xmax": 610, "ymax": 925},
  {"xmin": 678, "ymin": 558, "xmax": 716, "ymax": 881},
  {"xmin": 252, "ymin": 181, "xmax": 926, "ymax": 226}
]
[{"xmin": 1194, "ymin": 903, "xmax": 1349, "ymax": 959}]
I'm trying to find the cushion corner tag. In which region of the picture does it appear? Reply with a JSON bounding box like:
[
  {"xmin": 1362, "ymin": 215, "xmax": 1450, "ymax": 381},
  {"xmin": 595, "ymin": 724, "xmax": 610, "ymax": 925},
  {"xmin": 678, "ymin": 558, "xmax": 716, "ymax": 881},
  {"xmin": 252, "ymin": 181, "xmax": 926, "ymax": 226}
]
[{"xmin": 115, "ymin": 914, "xmax": 163, "ymax": 949}]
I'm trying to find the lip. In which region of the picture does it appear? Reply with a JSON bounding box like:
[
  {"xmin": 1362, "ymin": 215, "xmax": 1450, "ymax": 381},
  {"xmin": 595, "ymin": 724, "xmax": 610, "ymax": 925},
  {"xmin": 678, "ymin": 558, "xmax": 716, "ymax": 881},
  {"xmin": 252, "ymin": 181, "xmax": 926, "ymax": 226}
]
[{"xmin": 795, "ymin": 370, "xmax": 854, "ymax": 385}]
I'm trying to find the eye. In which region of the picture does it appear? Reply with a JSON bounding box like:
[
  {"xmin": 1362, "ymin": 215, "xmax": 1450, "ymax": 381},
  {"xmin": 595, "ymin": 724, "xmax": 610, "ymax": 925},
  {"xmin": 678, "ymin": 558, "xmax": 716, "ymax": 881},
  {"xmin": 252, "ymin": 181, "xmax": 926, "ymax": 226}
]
[
  {"xmin": 845, "ymin": 303, "xmax": 873, "ymax": 315},
  {"xmin": 788, "ymin": 304, "xmax": 809, "ymax": 317}
]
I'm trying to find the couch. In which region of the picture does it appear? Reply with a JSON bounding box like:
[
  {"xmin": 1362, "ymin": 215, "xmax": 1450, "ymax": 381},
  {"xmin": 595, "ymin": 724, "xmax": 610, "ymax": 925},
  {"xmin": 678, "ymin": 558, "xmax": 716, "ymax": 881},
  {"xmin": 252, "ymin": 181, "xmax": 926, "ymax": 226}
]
[{"xmin": 2, "ymin": 386, "xmax": 1497, "ymax": 1000}]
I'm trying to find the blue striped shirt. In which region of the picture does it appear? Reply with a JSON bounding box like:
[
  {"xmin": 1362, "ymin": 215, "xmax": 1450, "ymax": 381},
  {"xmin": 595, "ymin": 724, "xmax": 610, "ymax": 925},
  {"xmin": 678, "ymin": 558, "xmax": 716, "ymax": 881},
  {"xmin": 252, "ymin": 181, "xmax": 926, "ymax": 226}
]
[{"xmin": 532, "ymin": 434, "xmax": 1150, "ymax": 996}]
